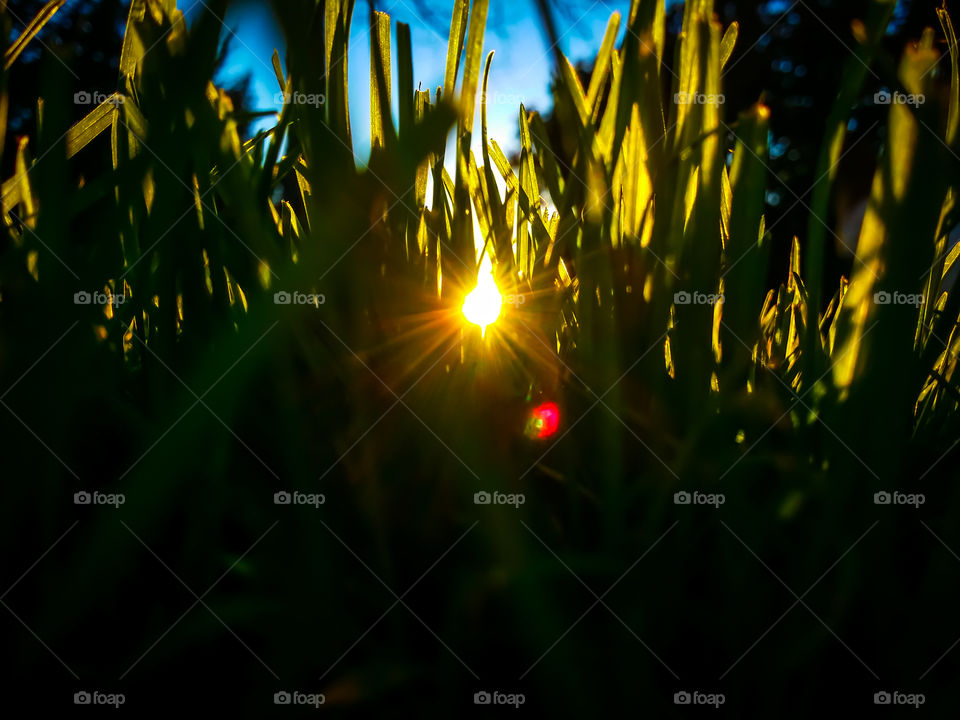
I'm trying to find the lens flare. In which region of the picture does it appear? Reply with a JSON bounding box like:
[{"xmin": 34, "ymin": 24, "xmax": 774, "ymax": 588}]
[
  {"xmin": 462, "ymin": 266, "xmax": 502, "ymax": 337},
  {"xmin": 525, "ymin": 402, "xmax": 560, "ymax": 439}
]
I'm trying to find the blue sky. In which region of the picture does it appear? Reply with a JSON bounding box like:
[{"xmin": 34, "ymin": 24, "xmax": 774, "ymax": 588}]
[
  {"xmin": 188, "ymin": 0, "xmax": 909, "ymax": 164},
  {"xmin": 187, "ymin": 0, "xmax": 647, "ymax": 160}
]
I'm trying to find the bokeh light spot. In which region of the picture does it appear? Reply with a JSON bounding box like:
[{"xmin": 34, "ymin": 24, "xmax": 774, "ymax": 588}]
[{"xmin": 526, "ymin": 401, "xmax": 560, "ymax": 439}]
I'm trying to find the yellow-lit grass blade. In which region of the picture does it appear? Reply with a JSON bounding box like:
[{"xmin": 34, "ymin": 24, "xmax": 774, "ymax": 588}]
[
  {"xmin": 66, "ymin": 94, "xmax": 123, "ymax": 159},
  {"xmin": 295, "ymin": 163, "xmax": 312, "ymax": 230},
  {"xmin": 5, "ymin": 0, "xmax": 67, "ymax": 69},
  {"xmin": 559, "ymin": 54, "xmax": 589, "ymax": 129},
  {"xmin": 917, "ymin": 9, "xmax": 960, "ymax": 388},
  {"xmin": 719, "ymin": 21, "xmax": 738, "ymax": 71},
  {"xmin": 518, "ymin": 104, "xmax": 540, "ymax": 281},
  {"xmin": 414, "ymin": 89, "xmax": 430, "ymax": 209},
  {"xmin": 325, "ymin": 0, "xmax": 356, "ymax": 149},
  {"xmin": 489, "ymin": 138, "xmax": 518, "ymax": 242},
  {"xmin": 620, "ymin": 103, "xmax": 653, "ymax": 246},
  {"xmin": 937, "ymin": 4, "xmax": 958, "ymax": 147},
  {"xmin": 0, "ymin": 10, "xmax": 8, "ymax": 174},
  {"xmin": 450, "ymin": 0, "xmax": 488, "ymax": 292},
  {"xmin": 612, "ymin": 2, "xmax": 665, "ymax": 203},
  {"xmin": 480, "ymin": 51, "xmax": 511, "ymax": 272},
  {"xmin": 670, "ymin": 12, "xmax": 725, "ymax": 413},
  {"xmin": 119, "ymin": 0, "xmax": 147, "ymax": 79},
  {"xmin": 802, "ymin": 0, "xmax": 896, "ymax": 379},
  {"xmin": 919, "ymin": 189, "xmax": 956, "ymax": 349},
  {"xmin": 586, "ymin": 13, "xmax": 620, "ymax": 121},
  {"xmin": 369, "ymin": 10, "xmax": 392, "ymax": 150},
  {"xmin": 1, "ymin": 137, "xmax": 36, "ymax": 220},
  {"xmin": 720, "ymin": 165, "xmax": 732, "ymax": 251},
  {"xmin": 272, "ymin": 49, "xmax": 285, "ymax": 91},
  {"xmin": 826, "ymin": 31, "xmax": 947, "ymax": 480}
]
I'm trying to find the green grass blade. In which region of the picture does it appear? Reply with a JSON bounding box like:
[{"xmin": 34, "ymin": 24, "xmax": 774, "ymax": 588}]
[
  {"xmin": 585, "ymin": 12, "xmax": 620, "ymax": 120},
  {"xmin": 458, "ymin": 0, "xmax": 489, "ymax": 137},
  {"xmin": 443, "ymin": 0, "xmax": 469, "ymax": 100},
  {"xmin": 397, "ymin": 22, "xmax": 414, "ymax": 141}
]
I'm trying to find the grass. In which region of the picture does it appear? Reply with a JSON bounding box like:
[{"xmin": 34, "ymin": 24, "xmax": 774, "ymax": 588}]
[{"xmin": 1, "ymin": 0, "xmax": 960, "ymax": 714}]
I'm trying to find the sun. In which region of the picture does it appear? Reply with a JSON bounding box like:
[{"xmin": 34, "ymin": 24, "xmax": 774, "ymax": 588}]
[{"xmin": 462, "ymin": 264, "xmax": 502, "ymax": 337}]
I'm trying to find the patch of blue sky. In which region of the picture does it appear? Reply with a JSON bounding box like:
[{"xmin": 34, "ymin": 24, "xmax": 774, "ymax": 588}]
[{"xmin": 192, "ymin": 0, "xmax": 643, "ymax": 164}]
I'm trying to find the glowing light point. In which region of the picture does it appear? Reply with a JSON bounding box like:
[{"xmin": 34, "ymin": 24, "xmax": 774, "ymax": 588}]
[
  {"xmin": 525, "ymin": 402, "xmax": 560, "ymax": 439},
  {"xmin": 462, "ymin": 268, "xmax": 502, "ymax": 337}
]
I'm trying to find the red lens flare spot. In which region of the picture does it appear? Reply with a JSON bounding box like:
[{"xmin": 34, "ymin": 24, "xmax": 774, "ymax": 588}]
[{"xmin": 526, "ymin": 402, "xmax": 560, "ymax": 439}]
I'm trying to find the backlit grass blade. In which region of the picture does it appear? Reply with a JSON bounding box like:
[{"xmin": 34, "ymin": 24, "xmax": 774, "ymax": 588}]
[
  {"xmin": 937, "ymin": 4, "xmax": 958, "ymax": 147},
  {"xmin": 414, "ymin": 89, "xmax": 430, "ymax": 209},
  {"xmin": 66, "ymin": 94, "xmax": 123, "ymax": 159},
  {"xmin": 480, "ymin": 51, "xmax": 510, "ymax": 270},
  {"xmin": 443, "ymin": 0, "xmax": 469, "ymax": 100},
  {"xmin": 458, "ymin": 0, "xmax": 489, "ymax": 138},
  {"xmin": 369, "ymin": 10, "xmax": 392, "ymax": 150},
  {"xmin": 830, "ymin": 31, "xmax": 945, "ymax": 477},
  {"xmin": 585, "ymin": 13, "xmax": 620, "ymax": 120},
  {"xmin": 518, "ymin": 104, "xmax": 540, "ymax": 281},
  {"xmin": 325, "ymin": 0, "xmax": 355, "ymax": 150},
  {"xmin": 119, "ymin": 0, "xmax": 147, "ymax": 79},
  {"xmin": 802, "ymin": 0, "xmax": 896, "ymax": 382},
  {"xmin": 451, "ymin": 0, "xmax": 489, "ymax": 287},
  {"xmin": 559, "ymin": 54, "xmax": 589, "ymax": 128},
  {"xmin": 5, "ymin": 0, "xmax": 66, "ymax": 69},
  {"xmin": 397, "ymin": 22, "xmax": 414, "ymax": 141},
  {"xmin": 272, "ymin": 49, "xmax": 286, "ymax": 91},
  {"xmin": 719, "ymin": 21, "xmax": 738, "ymax": 71},
  {"xmin": 674, "ymin": 15, "xmax": 725, "ymax": 411}
]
